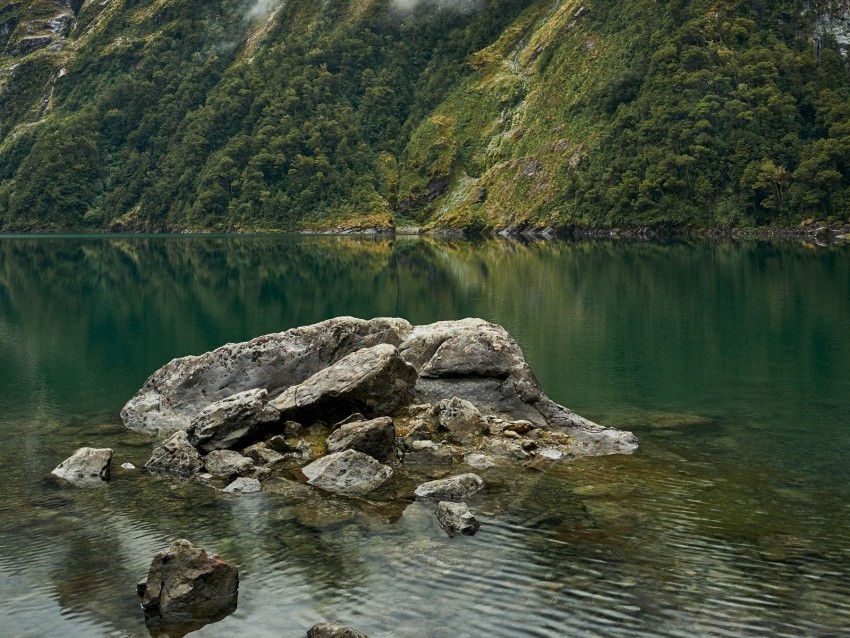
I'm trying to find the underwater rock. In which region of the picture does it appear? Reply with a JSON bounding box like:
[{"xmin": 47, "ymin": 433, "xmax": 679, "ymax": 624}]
[
  {"xmin": 435, "ymin": 501, "xmax": 481, "ymax": 537},
  {"xmin": 51, "ymin": 447, "xmax": 112, "ymax": 485},
  {"xmin": 415, "ymin": 473, "xmax": 484, "ymax": 500},
  {"xmin": 301, "ymin": 449, "xmax": 393, "ymax": 496},
  {"xmin": 145, "ymin": 431, "xmax": 203, "ymax": 476},
  {"xmin": 138, "ymin": 539, "xmax": 238, "ymax": 630},
  {"xmin": 756, "ymin": 534, "xmax": 823, "ymax": 561},
  {"xmin": 326, "ymin": 416, "xmax": 396, "ymax": 461},
  {"xmin": 187, "ymin": 388, "xmax": 280, "ymax": 452}
]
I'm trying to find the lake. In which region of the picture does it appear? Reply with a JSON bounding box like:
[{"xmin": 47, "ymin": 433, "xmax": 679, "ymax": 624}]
[{"xmin": 1, "ymin": 235, "xmax": 849, "ymax": 637}]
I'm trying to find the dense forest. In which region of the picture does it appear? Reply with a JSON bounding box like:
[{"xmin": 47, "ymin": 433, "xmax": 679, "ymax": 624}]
[{"xmin": 0, "ymin": 0, "xmax": 848, "ymax": 232}]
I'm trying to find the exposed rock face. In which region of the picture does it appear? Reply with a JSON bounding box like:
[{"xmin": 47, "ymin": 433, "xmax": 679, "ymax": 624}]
[
  {"xmin": 145, "ymin": 431, "xmax": 203, "ymax": 476},
  {"xmin": 203, "ymin": 450, "xmax": 254, "ymax": 479},
  {"xmin": 414, "ymin": 473, "xmax": 484, "ymax": 500},
  {"xmin": 326, "ymin": 416, "xmax": 395, "ymax": 461},
  {"xmin": 303, "ymin": 622, "xmax": 369, "ymax": 638},
  {"xmin": 138, "ymin": 539, "xmax": 238, "ymax": 625},
  {"xmin": 188, "ymin": 388, "xmax": 280, "ymax": 452},
  {"xmin": 121, "ymin": 317, "xmax": 412, "ymax": 435},
  {"xmin": 270, "ymin": 344, "xmax": 417, "ymax": 423},
  {"xmin": 435, "ymin": 501, "xmax": 481, "ymax": 537},
  {"xmin": 51, "ymin": 447, "xmax": 112, "ymax": 484},
  {"xmin": 7, "ymin": 35, "xmax": 53, "ymax": 56},
  {"xmin": 301, "ymin": 449, "xmax": 393, "ymax": 496}
]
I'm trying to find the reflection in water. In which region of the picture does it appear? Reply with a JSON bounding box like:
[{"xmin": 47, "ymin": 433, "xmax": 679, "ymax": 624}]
[{"xmin": 0, "ymin": 235, "xmax": 849, "ymax": 637}]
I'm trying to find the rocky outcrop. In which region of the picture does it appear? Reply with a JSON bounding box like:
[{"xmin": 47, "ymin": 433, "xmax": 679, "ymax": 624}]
[
  {"xmin": 301, "ymin": 449, "xmax": 393, "ymax": 496},
  {"xmin": 326, "ymin": 416, "xmax": 395, "ymax": 461},
  {"xmin": 138, "ymin": 539, "xmax": 238, "ymax": 626},
  {"xmin": 7, "ymin": 35, "xmax": 52, "ymax": 56},
  {"xmin": 414, "ymin": 473, "xmax": 484, "ymax": 500},
  {"xmin": 270, "ymin": 343, "xmax": 417, "ymax": 424},
  {"xmin": 303, "ymin": 622, "xmax": 369, "ymax": 638},
  {"xmin": 145, "ymin": 431, "xmax": 203, "ymax": 476},
  {"xmin": 51, "ymin": 447, "xmax": 112, "ymax": 485},
  {"xmin": 188, "ymin": 388, "xmax": 280, "ymax": 452},
  {"xmin": 435, "ymin": 501, "xmax": 481, "ymax": 537}
]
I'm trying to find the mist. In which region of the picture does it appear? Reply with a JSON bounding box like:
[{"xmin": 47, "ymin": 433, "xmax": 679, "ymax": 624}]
[
  {"xmin": 391, "ymin": 0, "xmax": 481, "ymax": 14},
  {"xmin": 246, "ymin": 0, "xmax": 282, "ymax": 21}
]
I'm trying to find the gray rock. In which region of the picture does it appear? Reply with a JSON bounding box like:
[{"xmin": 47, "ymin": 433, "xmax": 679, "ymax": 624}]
[
  {"xmin": 188, "ymin": 388, "xmax": 280, "ymax": 452},
  {"xmin": 241, "ymin": 442, "xmax": 286, "ymax": 466},
  {"xmin": 434, "ymin": 396, "xmax": 485, "ymax": 441},
  {"xmin": 414, "ymin": 473, "xmax": 484, "ymax": 500},
  {"xmin": 303, "ymin": 622, "xmax": 369, "ymax": 638},
  {"xmin": 204, "ymin": 450, "xmax": 254, "ymax": 479},
  {"xmin": 138, "ymin": 539, "xmax": 238, "ymax": 625},
  {"xmin": 404, "ymin": 440, "xmax": 457, "ymax": 475},
  {"xmin": 464, "ymin": 453, "xmax": 495, "ymax": 469},
  {"xmin": 326, "ymin": 416, "xmax": 395, "ymax": 461},
  {"xmin": 223, "ymin": 477, "xmax": 261, "ymax": 494},
  {"xmin": 44, "ymin": 13, "xmax": 74, "ymax": 36},
  {"xmin": 7, "ymin": 36, "xmax": 53, "ymax": 56},
  {"xmin": 121, "ymin": 317, "xmax": 413, "ymax": 435},
  {"xmin": 51, "ymin": 447, "xmax": 112, "ymax": 484},
  {"xmin": 270, "ymin": 343, "xmax": 417, "ymax": 423},
  {"xmin": 145, "ymin": 431, "xmax": 203, "ymax": 476},
  {"xmin": 485, "ymin": 437, "xmax": 531, "ymax": 460},
  {"xmin": 301, "ymin": 449, "xmax": 393, "ymax": 496},
  {"xmin": 267, "ymin": 435, "xmax": 293, "ymax": 453},
  {"xmin": 435, "ymin": 501, "xmax": 481, "ymax": 537}
]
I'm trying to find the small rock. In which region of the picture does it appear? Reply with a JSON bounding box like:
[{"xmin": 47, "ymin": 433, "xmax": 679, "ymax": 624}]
[
  {"xmin": 464, "ymin": 453, "xmax": 495, "ymax": 469},
  {"xmin": 223, "ymin": 477, "xmax": 262, "ymax": 494},
  {"xmin": 407, "ymin": 403, "xmax": 432, "ymax": 417},
  {"xmin": 486, "ymin": 437, "xmax": 530, "ymax": 460},
  {"xmin": 414, "ymin": 473, "xmax": 484, "ymax": 500},
  {"xmin": 283, "ymin": 421, "xmax": 303, "ymax": 437},
  {"xmin": 242, "ymin": 442, "xmax": 286, "ymax": 466},
  {"xmin": 434, "ymin": 397, "xmax": 485, "ymax": 441},
  {"xmin": 303, "ymin": 622, "xmax": 369, "ymax": 638},
  {"xmin": 146, "ymin": 431, "xmax": 203, "ymax": 476},
  {"xmin": 435, "ymin": 501, "xmax": 480, "ymax": 537},
  {"xmin": 121, "ymin": 462, "xmax": 137, "ymax": 470},
  {"xmin": 204, "ymin": 450, "xmax": 254, "ymax": 479},
  {"xmin": 51, "ymin": 447, "xmax": 113, "ymax": 484},
  {"xmin": 505, "ymin": 420, "xmax": 534, "ymax": 434},
  {"xmin": 326, "ymin": 417, "xmax": 395, "ymax": 461},
  {"xmin": 301, "ymin": 449, "xmax": 393, "ymax": 496},
  {"xmin": 267, "ymin": 435, "xmax": 293, "ymax": 453},
  {"xmin": 404, "ymin": 440, "xmax": 457, "ymax": 475},
  {"xmin": 138, "ymin": 539, "xmax": 238, "ymax": 626}
]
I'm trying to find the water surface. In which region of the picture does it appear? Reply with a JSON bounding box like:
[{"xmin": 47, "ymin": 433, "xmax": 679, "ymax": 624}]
[{"xmin": 1, "ymin": 236, "xmax": 849, "ymax": 637}]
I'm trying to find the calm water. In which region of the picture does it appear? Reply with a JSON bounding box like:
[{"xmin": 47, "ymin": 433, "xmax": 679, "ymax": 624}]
[{"xmin": 1, "ymin": 235, "xmax": 849, "ymax": 638}]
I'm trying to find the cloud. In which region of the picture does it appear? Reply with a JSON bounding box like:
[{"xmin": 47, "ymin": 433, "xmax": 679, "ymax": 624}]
[
  {"xmin": 391, "ymin": 0, "xmax": 481, "ymax": 14},
  {"xmin": 246, "ymin": 0, "xmax": 282, "ymax": 21}
]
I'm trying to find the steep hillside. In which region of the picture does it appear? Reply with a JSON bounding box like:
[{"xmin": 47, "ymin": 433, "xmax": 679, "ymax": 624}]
[{"xmin": 0, "ymin": 0, "xmax": 848, "ymax": 232}]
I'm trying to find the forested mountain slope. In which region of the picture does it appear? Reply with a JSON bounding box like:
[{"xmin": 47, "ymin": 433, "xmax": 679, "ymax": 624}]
[{"xmin": 0, "ymin": 0, "xmax": 848, "ymax": 232}]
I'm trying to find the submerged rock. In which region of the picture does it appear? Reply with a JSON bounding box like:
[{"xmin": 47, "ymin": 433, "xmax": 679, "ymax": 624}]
[
  {"xmin": 187, "ymin": 388, "xmax": 279, "ymax": 452},
  {"xmin": 145, "ymin": 431, "xmax": 203, "ymax": 476},
  {"xmin": 138, "ymin": 539, "xmax": 238, "ymax": 627},
  {"xmin": 435, "ymin": 501, "xmax": 481, "ymax": 537},
  {"xmin": 223, "ymin": 477, "xmax": 262, "ymax": 494},
  {"xmin": 51, "ymin": 447, "xmax": 112, "ymax": 485},
  {"xmin": 326, "ymin": 416, "xmax": 396, "ymax": 461},
  {"xmin": 415, "ymin": 473, "xmax": 484, "ymax": 500},
  {"xmin": 301, "ymin": 449, "xmax": 393, "ymax": 496},
  {"xmin": 756, "ymin": 534, "xmax": 823, "ymax": 562},
  {"xmin": 303, "ymin": 622, "xmax": 369, "ymax": 638}
]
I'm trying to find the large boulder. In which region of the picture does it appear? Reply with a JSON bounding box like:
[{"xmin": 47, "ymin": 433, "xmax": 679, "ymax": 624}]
[
  {"xmin": 270, "ymin": 344, "xmax": 417, "ymax": 423},
  {"xmin": 187, "ymin": 388, "xmax": 280, "ymax": 452},
  {"xmin": 138, "ymin": 539, "xmax": 238, "ymax": 625},
  {"xmin": 303, "ymin": 622, "xmax": 369, "ymax": 638},
  {"xmin": 51, "ymin": 447, "xmax": 112, "ymax": 485},
  {"xmin": 435, "ymin": 501, "xmax": 481, "ymax": 537},
  {"xmin": 326, "ymin": 417, "xmax": 395, "ymax": 461},
  {"xmin": 121, "ymin": 317, "xmax": 413, "ymax": 435},
  {"xmin": 301, "ymin": 449, "xmax": 393, "ymax": 496},
  {"xmin": 145, "ymin": 431, "xmax": 203, "ymax": 476},
  {"xmin": 414, "ymin": 473, "xmax": 484, "ymax": 500}
]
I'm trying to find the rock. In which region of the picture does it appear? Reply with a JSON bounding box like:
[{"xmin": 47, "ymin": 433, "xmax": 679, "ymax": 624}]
[
  {"xmin": 303, "ymin": 622, "xmax": 369, "ymax": 638},
  {"xmin": 301, "ymin": 449, "xmax": 393, "ymax": 496},
  {"xmin": 434, "ymin": 397, "xmax": 485, "ymax": 441},
  {"xmin": 267, "ymin": 435, "xmax": 293, "ymax": 453},
  {"xmin": 138, "ymin": 539, "xmax": 238, "ymax": 626},
  {"xmin": 282, "ymin": 420, "xmax": 304, "ymax": 437},
  {"xmin": 223, "ymin": 477, "xmax": 262, "ymax": 494},
  {"xmin": 7, "ymin": 35, "xmax": 53, "ymax": 56},
  {"xmin": 242, "ymin": 442, "xmax": 286, "ymax": 466},
  {"xmin": 120, "ymin": 462, "xmax": 137, "ymax": 470},
  {"xmin": 145, "ymin": 431, "xmax": 203, "ymax": 476},
  {"xmin": 270, "ymin": 343, "xmax": 418, "ymax": 423},
  {"xmin": 326, "ymin": 416, "xmax": 395, "ymax": 461},
  {"xmin": 403, "ymin": 440, "xmax": 457, "ymax": 477},
  {"xmin": 44, "ymin": 13, "xmax": 74, "ymax": 37},
  {"xmin": 334, "ymin": 413, "xmax": 366, "ymax": 427},
  {"xmin": 204, "ymin": 450, "xmax": 254, "ymax": 479},
  {"xmin": 121, "ymin": 317, "xmax": 413, "ymax": 435},
  {"xmin": 435, "ymin": 501, "xmax": 481, "ymax": 537},
  {"xmin": 187, "ymin": 388, "xmax": 280, "ymax": 452},
  {"xmin": 414, "ymin": 473, "xmax": 484, "ymax": 500},
  {"xmin": 485, "ymin": 437, "xmax": 531, "ymax": 460},
  {"xmin": 51, "ymin": 447, "xmax": 112, "ymax": 484}
]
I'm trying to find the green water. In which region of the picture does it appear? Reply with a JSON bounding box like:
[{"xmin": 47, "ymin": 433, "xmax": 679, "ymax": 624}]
[{"xmin": 1, "ymin": 235, "xmax": 849, "ymax": 637}]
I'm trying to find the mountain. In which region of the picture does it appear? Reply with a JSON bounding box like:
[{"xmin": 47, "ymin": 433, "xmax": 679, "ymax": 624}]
[{"xmin": 0, "ymin": 0, "xmax": 848, "ymax": 232}]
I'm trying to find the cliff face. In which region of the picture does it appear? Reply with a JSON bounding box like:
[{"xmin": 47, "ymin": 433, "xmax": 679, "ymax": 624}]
[{"xmin": 0, "ymin": 0, "xmax": 848, "ymax": 232}]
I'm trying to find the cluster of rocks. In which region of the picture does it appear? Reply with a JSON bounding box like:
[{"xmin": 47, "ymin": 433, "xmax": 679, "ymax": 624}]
[{"xmin": 117, "ymin": 317, "xmax": 636, "ymax": 494}]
